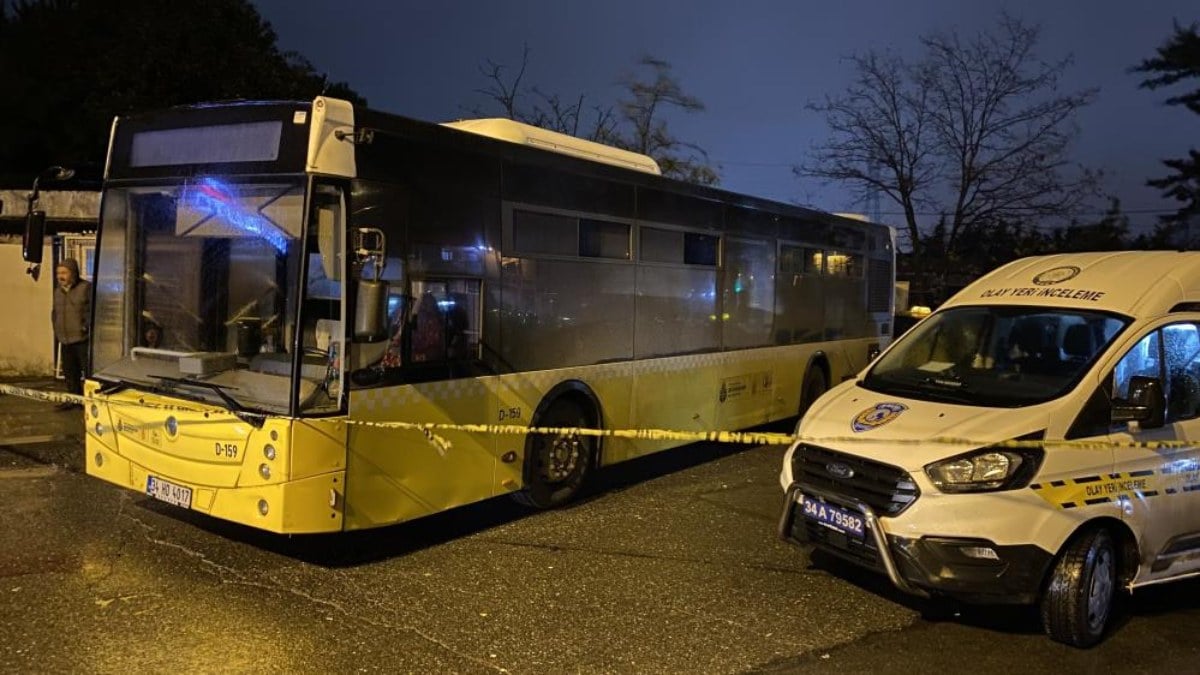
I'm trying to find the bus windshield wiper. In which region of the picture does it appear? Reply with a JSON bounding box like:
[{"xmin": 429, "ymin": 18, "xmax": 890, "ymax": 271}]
[
  {"xmin": 149, "ymin": 375, "xmax": 266, "ymax": 427},
  {"xmin": 95, "ymin": 376, "xmax": 132, "ymax": 395},
  {"xmin": 149, "ymin": 375, "xmax": 249, "ymax": 413}
]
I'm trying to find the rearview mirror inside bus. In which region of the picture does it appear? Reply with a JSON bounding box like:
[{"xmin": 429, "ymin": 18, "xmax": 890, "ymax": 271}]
[
  {"xmin": 22, "ymin": 210, "xmax": 46, "ymax": 264},
  {"xmin": 354, "ymin": 277, "xmax": 388, "ymax": 342}
]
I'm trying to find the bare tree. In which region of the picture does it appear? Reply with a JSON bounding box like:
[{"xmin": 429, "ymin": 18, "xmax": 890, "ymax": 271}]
[
  {"xmin": 614, "ymin": 56, "xmax": 719, "ymax": 185},
  {"xmin": 473, "ymin": 44, "xmax": 530, "ymax": 121},
  {"xmin": 470, "ymin": 50, "xmax": 718, "ymax": 185},
  {"xmin": 800, "ymin": 15, "xmax": 1097, "ymax": 263},
  {"xmin": 472, "ymin": 43, "xmax": 608, "ymax": 137}
]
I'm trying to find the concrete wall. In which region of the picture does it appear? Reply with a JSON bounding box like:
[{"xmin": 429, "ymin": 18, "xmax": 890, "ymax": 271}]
[
  {"xmin": 0, "ymin": 238, "xmax": 55, "ymax": 375},
  {"xmin": 0, "ymin": 189, "xmax": 100, "ymax": 220}
]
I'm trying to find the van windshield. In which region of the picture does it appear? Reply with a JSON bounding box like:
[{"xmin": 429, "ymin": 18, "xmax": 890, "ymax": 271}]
[{"xmin": 862, "ymin": 306, "xmax": 1129, "ymax": 407}]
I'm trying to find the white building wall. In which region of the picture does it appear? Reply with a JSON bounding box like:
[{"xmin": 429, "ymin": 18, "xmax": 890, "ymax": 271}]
[
  {"xmin": 0, "ymin": 189, "xmax": 100, "ymax": 376},
  {"xmin": 0, "ymin": 239, "xmax": 55, "ymax": 375}
]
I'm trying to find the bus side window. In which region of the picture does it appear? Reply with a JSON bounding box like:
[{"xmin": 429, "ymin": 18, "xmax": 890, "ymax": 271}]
[
  {"xmin": 379, "ymin": 287, "xmax": 408, "ymax": 369},
  {"xmin": 411, "ymin": 292, "xmax": 446, "ymax": 363}
]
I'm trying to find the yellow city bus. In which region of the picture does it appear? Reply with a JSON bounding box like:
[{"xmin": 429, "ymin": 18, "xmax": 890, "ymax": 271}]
[{"xmin": 83, "ymin": 96, "xmax": 895, "ymax": 533}]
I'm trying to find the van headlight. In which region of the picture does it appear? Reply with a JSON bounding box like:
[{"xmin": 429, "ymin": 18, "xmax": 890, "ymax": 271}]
[{"xmin": 925, "ymin": 447, "xmax": 1043, "ymax": 493}]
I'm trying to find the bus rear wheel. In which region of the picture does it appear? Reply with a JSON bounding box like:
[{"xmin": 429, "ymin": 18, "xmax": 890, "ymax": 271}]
[
  {"xmin": 1041, "ymin": 527, "xmax": 1117, "ymax": 648},
  {"xmin": 514, "ymin": 397, "xmax": 595, "ymax": 509},
  {"xmin": 798, "ymin": 366, "xmax": 828, "ymax": 419}
]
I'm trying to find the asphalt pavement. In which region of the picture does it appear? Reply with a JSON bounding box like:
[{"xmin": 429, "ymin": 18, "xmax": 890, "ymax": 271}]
[
  {"xmin": 0, "ymin": 377, "xmax": 85, "ymax": 471},
  {"xmin": 4, "ymin": 379, "xmax": 1200, "ymax": 673}
]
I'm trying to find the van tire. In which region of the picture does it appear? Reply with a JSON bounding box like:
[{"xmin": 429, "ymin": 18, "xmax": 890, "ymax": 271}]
[
  {"xmin": 798, "ymin": 366, "xmax": 828, "ymax": 420},
  {"xmin": 1040, "ymin": 527, "xmax": 1117, "ymax": 648},
  {"xmin": 513, "ymin": 397, "xmax": 595, "ymax": 509}
]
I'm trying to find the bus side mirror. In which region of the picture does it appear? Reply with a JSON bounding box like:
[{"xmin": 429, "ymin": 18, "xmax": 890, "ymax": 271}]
[
  {"xmin": 1112, "ymin": 375, "xmax": 1165, "ymax": 429},
  {"xmin": 22, "ymin": 210, "xmax": 46, "ymax": 264}
]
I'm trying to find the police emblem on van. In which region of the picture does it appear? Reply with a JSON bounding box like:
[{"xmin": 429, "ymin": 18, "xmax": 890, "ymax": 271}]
[
  {"xmin": 851, "ymin": 402, "xmax": 908, "ymax": 432},
  {"xmin": 1032, "ymin": 266, "xmax": 1081, "ymax": 285}
]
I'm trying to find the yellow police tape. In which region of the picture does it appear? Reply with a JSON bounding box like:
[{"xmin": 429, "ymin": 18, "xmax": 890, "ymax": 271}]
[
  {"xmin": 2, "ymin": 382, "xmax": 1196, "ymax": 452},
  {"xmin": 0, "ymin": 383, "xmax": 85, "ymax": 406}
]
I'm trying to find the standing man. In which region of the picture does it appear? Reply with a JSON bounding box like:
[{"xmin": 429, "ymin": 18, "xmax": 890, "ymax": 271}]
[{"xmin": 52, "ymin": 257, "xmax": 91, "ymax": 410}]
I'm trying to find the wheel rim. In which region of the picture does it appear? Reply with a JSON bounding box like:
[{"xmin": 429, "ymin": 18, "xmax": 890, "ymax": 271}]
[
  {"xmin": 1087, "ymin": 545, "xmax": 1115, "ymax": 631},
  {"xmin": 541, "ymin": 433, "xmax": 582, "ymax": 483}
]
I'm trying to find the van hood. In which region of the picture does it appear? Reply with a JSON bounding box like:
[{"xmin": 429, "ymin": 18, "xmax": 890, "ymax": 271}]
[{"xmin": 796, "ymin": 381, "xmax": 1052, "ymax": 471}]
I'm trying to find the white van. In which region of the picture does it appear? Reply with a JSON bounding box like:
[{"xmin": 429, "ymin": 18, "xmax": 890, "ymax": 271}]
[{"xmin": 779, "ymin": 251, "xmax": 1200, "ymax": 647}]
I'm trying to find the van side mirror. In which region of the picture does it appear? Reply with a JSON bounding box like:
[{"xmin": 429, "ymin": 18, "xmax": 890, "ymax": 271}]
[
  {"xmin": 22, "ymin": 210, "xmax": 46, "ymax": 264},
  {"xmin": 1112, "ymin": 375, "xmax": 1166, "ymax": 429}
]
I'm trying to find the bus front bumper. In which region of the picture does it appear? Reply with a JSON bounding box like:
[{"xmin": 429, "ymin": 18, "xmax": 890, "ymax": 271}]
[{"xmin": 87, "ymin": 436, "xmax": 344, "ymax": 534}]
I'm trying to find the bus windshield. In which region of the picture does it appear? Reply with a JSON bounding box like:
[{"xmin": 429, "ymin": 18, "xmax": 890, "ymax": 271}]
[
  {"xmin": 91, "ymin": 177, "xmax": 341, "ymax": 415},
  {"xmin": 861, "ymin": 306, "xmax": 1129, "ymax": 407}
]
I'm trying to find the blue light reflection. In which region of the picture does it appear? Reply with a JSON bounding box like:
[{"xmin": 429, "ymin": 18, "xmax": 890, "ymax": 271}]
[{"xmin": 184, "ymin": 177, "xmax": 290, "ymax": 253}]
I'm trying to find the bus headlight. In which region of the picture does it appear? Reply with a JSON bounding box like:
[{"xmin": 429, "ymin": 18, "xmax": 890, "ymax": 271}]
[
  {"xmin": 925, "ymin": 447, "xmax": 1043, "ymax": 493},
  {"xmin": 258, "ymin": 463, "xmax": 271, "ymax": 480},
  {"xmin": 263, "ymin": 444, "xmax": 276, "ymax": 461}
]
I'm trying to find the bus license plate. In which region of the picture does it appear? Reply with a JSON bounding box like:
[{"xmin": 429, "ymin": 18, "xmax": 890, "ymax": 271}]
[
  {"xmin": 146, "ymin": 476, "xmax": 192, "ymax": 509},
  {"xmin": 801, "ymin": 496, "xmax": 864, "ymax": 539}
]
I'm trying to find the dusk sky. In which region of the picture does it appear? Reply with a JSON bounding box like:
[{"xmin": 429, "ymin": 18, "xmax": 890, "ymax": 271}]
[{"xmin": 252, "ymin": 0, "xmax": 1197, "ymax": 235}]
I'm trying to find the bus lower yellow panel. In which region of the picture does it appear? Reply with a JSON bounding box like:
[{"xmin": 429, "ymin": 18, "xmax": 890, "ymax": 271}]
[
  {"xmin": 87, "ymin": 431, "xmax": 343, "ymax": 534},
  {"xmin": 343, "ymin": 379, "xmax": 500, "ymax": 530},
  {"xmin": 84, "ymin": 382, "xmax": 347, "ymax": 534}
]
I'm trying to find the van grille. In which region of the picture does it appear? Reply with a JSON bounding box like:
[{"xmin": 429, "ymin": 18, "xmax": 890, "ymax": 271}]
[{"xmin": 791, "ymin": 444, "xmax": 919, "ymax": 516}]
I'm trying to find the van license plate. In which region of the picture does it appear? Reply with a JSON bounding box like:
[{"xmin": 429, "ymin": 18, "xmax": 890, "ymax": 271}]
[
  {"xmin": 801, "ymin": 496, "xmax": 865, "ymax": 539},
  {"xmin": 146, "ymin": 476, "xmax": 192, "ymax": 509}
]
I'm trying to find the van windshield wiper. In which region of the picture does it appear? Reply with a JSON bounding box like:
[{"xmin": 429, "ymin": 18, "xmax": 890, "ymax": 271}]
[
  {"xmin": 862, "ymin": 373, "xmax": 976, "ymax": 405},
  {"xmin": 921, "ymin": 375, "xmax": 971, "ymax": 391}
]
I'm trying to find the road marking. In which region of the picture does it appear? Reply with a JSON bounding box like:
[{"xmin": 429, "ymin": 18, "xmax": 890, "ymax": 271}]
[
  {"xmin": 0, "ymin": 466, "xmax": 58, "ymax": 479},
  {"xmin": 1, "ymin": 435, "xmax": 66, "ymax": 446}
]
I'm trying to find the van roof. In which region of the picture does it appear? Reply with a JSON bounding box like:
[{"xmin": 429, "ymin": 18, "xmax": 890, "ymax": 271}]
[{"xmin": 943, "ymin": 251, "xmax": 1200, "ymax": 317}]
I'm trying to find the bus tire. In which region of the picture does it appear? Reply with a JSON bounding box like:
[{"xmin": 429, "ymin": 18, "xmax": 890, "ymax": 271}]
[
  {"xmin": 513, "ymin": 396, "xmax": 595, "ymax": 509},
  {"xmin": 1040, "ymin": 527, "xmax": 1117, "ymax": 648},
  {"xmin": 798, "ymin": 366, "xmax": 828, "ymax": 420}
]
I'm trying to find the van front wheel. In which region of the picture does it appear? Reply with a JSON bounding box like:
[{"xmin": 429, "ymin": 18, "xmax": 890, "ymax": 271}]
[{"xmin": 1040, "ymin": 528, "xmax": 1117, "ymax": 648}]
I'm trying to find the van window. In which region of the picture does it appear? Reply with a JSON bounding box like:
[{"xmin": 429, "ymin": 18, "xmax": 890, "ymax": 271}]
[
  {"xmin": 1113, "ymin": 323, "xmax": 1200, "ymax": 422},
  {"xmin": 864, "ymin": 306, "xmax": 1129, "ymax": 407}
]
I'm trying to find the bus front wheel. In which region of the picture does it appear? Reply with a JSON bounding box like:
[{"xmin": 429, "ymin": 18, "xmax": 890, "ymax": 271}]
[{"xmin": 514, "ymin": 397, "xmax": 595, "ymax": 509}]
